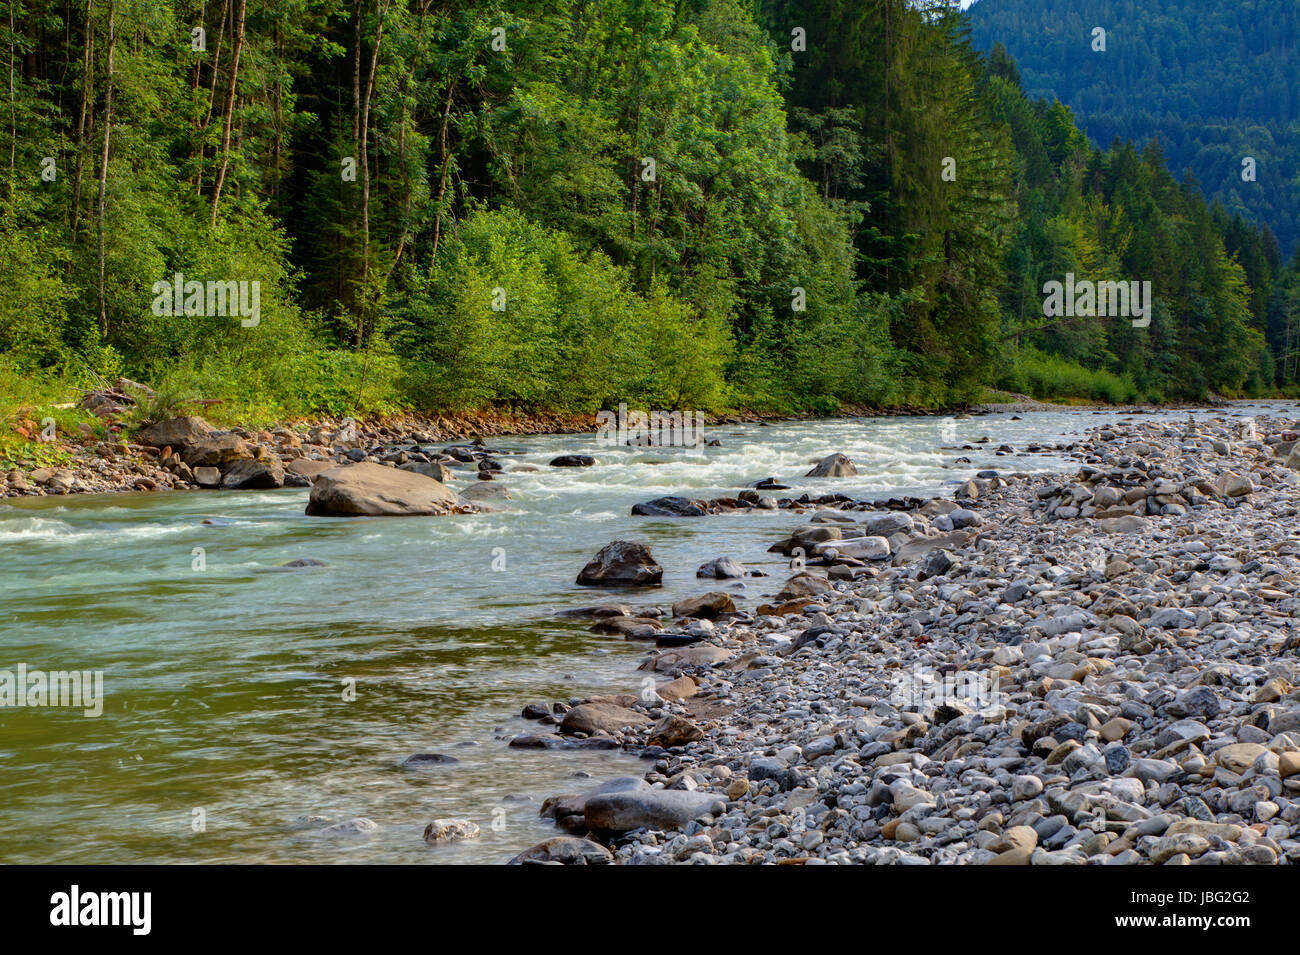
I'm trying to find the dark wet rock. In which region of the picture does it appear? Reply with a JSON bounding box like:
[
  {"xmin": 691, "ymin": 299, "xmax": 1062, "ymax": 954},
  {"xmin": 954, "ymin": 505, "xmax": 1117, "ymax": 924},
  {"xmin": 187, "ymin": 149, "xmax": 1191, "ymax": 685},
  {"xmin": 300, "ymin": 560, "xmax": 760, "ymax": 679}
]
[
  {"xmin": 631, "ymin": 496, "xmax": 708, "ymax": 517},
  {"xmin": 550, "ymin": 455, "xmax": 595, "ymax": 467},
  {"xmin": 584, "ymin": 789, "xmax": 724, "ymax": 833},
  {"xmin": 280, "ymin": 558, "xmax": 327, "ymax": 568},
  {"xmin": 575, "ymin": 540, "xmax": 663, "ymax": 587},
  {"xmin": 555, "ymin": 604, "xmax": 632, "ymax": 619},
  {"xmin": 919, "ymin": 549, "xmax": 953, "ymax": 580}
]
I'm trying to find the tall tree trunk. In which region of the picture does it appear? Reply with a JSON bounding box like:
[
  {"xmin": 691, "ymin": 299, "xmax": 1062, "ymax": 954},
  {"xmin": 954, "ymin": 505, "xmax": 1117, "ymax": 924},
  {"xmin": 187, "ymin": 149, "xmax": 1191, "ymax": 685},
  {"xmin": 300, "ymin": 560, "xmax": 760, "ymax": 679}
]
[
  {"xmin": 96, "ymin": 1, "xmax": 115, "ymax": 339},
  {"xmin": 429, "ymin": 83, "xmax": 454, "ymax": 261},
  {"xmin": 209, "ymin": 0, "xmax": 244, "ymax": 225},
  {"xmin": 196, "ymin": 0, "xmax": 229, "ymax": 195},
  {"xmin": 355, "ymin": 0, "xmax": 390, "ymax": 347},
  {"xmin": 69, "ymin": 0, "xmax": 94, "ymax": 241},
  {"xmin": 8, "ymin": 0, "xmax": 17, "ymax": 191}
]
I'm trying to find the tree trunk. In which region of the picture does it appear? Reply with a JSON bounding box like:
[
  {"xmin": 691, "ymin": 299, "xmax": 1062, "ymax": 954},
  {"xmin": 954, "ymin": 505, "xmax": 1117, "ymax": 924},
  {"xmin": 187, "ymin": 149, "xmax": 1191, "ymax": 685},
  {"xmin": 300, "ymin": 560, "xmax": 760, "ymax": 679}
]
[
  {"xmin": 197, "ymin": 0, "xmax": 230, "ymax": 196},
  {"xmin": 209, "ymin": 0, "xmax": 244, "ymax": 225},
  {"xmin": 96, "ymin": 1, "xmax": 116, "ymax": 339},
  {"xmin": 355, "ymin": 0, "xmax": 390, "ymax": 346},
  {"xmin": 69, "ymin": 0, "xmax": 93, "ymax": 241}
]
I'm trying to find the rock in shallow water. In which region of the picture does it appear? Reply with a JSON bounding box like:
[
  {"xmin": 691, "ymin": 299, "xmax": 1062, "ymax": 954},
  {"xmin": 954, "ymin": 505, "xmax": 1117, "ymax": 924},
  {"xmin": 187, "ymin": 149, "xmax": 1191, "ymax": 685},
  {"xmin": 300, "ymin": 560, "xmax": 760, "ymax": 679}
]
[
  {"xmin": 509, "ymin": 836, "xmax": 613, "ymax": 865},
  {"xmin": 584, "ymin": 790, "xmax": 725, "ymax": 832},
  {"xmin": 423, "ymin": 818, "xmax": 480, "ymax": 844},
  {"xmin": 576, "ymin": 540, "xmax": 664, "ymax": 586}
]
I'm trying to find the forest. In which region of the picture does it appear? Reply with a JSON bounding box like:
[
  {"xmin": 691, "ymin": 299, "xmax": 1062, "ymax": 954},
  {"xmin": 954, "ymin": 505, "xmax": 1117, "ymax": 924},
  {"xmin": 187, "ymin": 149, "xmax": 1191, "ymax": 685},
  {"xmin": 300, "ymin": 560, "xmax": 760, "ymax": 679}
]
[
  {"xmin": 969, "ymin": 0, "xmax": 1300, "ymax": 260},
  {"xmin": 2, "ymin": 0, "xmax": 1299, "ymax": 428}
]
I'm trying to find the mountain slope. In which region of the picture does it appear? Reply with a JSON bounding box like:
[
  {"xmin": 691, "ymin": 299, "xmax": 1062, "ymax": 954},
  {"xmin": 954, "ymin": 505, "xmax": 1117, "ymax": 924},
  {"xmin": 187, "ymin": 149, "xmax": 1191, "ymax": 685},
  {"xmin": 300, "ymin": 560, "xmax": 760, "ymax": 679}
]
[{"xmin": 968, "ymin": 0, "xmax": 1300, "ymax": 256}]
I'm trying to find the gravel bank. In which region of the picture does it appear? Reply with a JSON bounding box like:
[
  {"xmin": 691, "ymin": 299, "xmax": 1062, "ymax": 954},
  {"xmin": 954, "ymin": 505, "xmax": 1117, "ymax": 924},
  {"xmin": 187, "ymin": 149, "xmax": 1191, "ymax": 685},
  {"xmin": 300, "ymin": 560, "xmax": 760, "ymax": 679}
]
[{"xmin": 517, "ymin": 411, "xmax": 1300, "ymax": 864}]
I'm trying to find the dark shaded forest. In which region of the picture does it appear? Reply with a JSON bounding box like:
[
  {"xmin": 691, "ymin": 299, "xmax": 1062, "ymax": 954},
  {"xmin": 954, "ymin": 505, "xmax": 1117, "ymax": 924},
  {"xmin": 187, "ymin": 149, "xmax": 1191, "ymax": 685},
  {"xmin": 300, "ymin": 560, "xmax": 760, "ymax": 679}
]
[{"xmin": 969, "ymin": 0, "xmax": 1300, "ymax": 258}]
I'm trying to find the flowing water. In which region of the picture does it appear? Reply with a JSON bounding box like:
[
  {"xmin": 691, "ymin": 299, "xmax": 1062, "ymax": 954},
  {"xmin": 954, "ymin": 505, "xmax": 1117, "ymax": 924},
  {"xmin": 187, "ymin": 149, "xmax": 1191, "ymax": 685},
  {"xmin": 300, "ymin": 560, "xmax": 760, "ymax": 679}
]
[{"xmin": 0, "ymin": 404, "xmax": 1285, "ymax": 864}]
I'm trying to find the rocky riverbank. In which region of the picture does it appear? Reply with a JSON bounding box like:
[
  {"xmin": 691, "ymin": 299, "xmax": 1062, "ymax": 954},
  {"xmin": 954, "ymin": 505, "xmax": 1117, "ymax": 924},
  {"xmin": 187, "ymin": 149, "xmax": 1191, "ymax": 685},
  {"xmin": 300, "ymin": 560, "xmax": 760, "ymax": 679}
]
[
  {"xmin": 509, "ymin": 411, "xmax": 1300, "ymax": 864},
  {"xmin": 0, "ymin": 394, "xmax": 1188, "ymax": 500}
]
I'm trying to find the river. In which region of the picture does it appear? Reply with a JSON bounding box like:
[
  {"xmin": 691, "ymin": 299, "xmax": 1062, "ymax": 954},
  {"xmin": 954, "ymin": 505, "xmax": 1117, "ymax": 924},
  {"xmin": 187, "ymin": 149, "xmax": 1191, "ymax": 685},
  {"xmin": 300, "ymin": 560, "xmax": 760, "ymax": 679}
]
[{"xmin": 0, "ymin": 403, "xmax": 1281, "ymax": 863}]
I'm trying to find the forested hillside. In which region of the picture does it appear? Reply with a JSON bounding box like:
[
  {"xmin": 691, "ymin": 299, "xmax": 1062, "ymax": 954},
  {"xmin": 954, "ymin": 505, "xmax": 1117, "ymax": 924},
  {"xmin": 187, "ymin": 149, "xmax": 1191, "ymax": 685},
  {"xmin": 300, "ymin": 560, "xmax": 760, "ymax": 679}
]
[
  {"xmin": 2, "ymin": 0, "xmax": 1299, "ymax": 432},
  {"xmin": 968, "ymin": 0, "xmax": 1300, "ymax": 258}
]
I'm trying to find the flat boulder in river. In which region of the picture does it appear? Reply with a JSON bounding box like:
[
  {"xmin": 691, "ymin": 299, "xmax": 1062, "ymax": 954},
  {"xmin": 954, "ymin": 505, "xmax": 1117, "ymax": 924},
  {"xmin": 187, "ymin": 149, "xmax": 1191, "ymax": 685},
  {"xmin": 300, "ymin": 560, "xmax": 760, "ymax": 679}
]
[
  {"xmin": 550, "ymin": 454, "xmax": 595, "ymax": 467},
  {"xmin": 305, "ymin": 461, "xmax": 461, "ymax": 516},
  {"xmin": 576, "ymin": 540, "xmax": 663, "ymax": 586}
]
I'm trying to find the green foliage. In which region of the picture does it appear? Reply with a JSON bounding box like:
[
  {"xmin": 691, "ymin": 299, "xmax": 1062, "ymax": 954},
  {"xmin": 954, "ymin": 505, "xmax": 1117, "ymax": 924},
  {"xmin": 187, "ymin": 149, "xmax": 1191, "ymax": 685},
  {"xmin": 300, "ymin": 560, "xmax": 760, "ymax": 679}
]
[
  {"xmin": 398, "ymin": 208, "xmax": 731, "ymax": 411},
  {"xmin": 997, "ymin": 346, "xmax": 1144, "ymax": 405},
  {"xmin": 0, "ymin": 0, "xmax": 1295, "ymax": 421}
]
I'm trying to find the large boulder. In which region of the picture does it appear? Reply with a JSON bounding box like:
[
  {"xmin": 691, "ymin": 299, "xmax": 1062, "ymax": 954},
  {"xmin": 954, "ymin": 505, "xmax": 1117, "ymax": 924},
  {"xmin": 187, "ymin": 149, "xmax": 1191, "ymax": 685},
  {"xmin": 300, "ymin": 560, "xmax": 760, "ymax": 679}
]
[
  {"xmin": 182, "ymin": 433, "xmax": 255, "ymax": 468},
  {"xmin": 806, "ymin": 452, "xmax": 858, "ymax": 477},
  {"xmin": 584, "ymin": 790, "xmax": 725, "ymax": 832},
  {"xmin": 220, "ymin": 457, "xmax": 286, "ymax": 490},
  {"xmin": 576, "ymin": 540, "xmax": 663, "ymax": 586},
  {"xmin": 305, "ymin": 461, "xmax": 461, "ymax": 516},
  {"xmin": 559, "ymin": 702, "xmax": 651, "ymax": 735},
  {"xmin": 550, "ymin": 455, "xmax": 595, "ymax": 467},
  {"xmin": 136, "ymin": 415, "xmax": 216, "ymax": 450}
]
